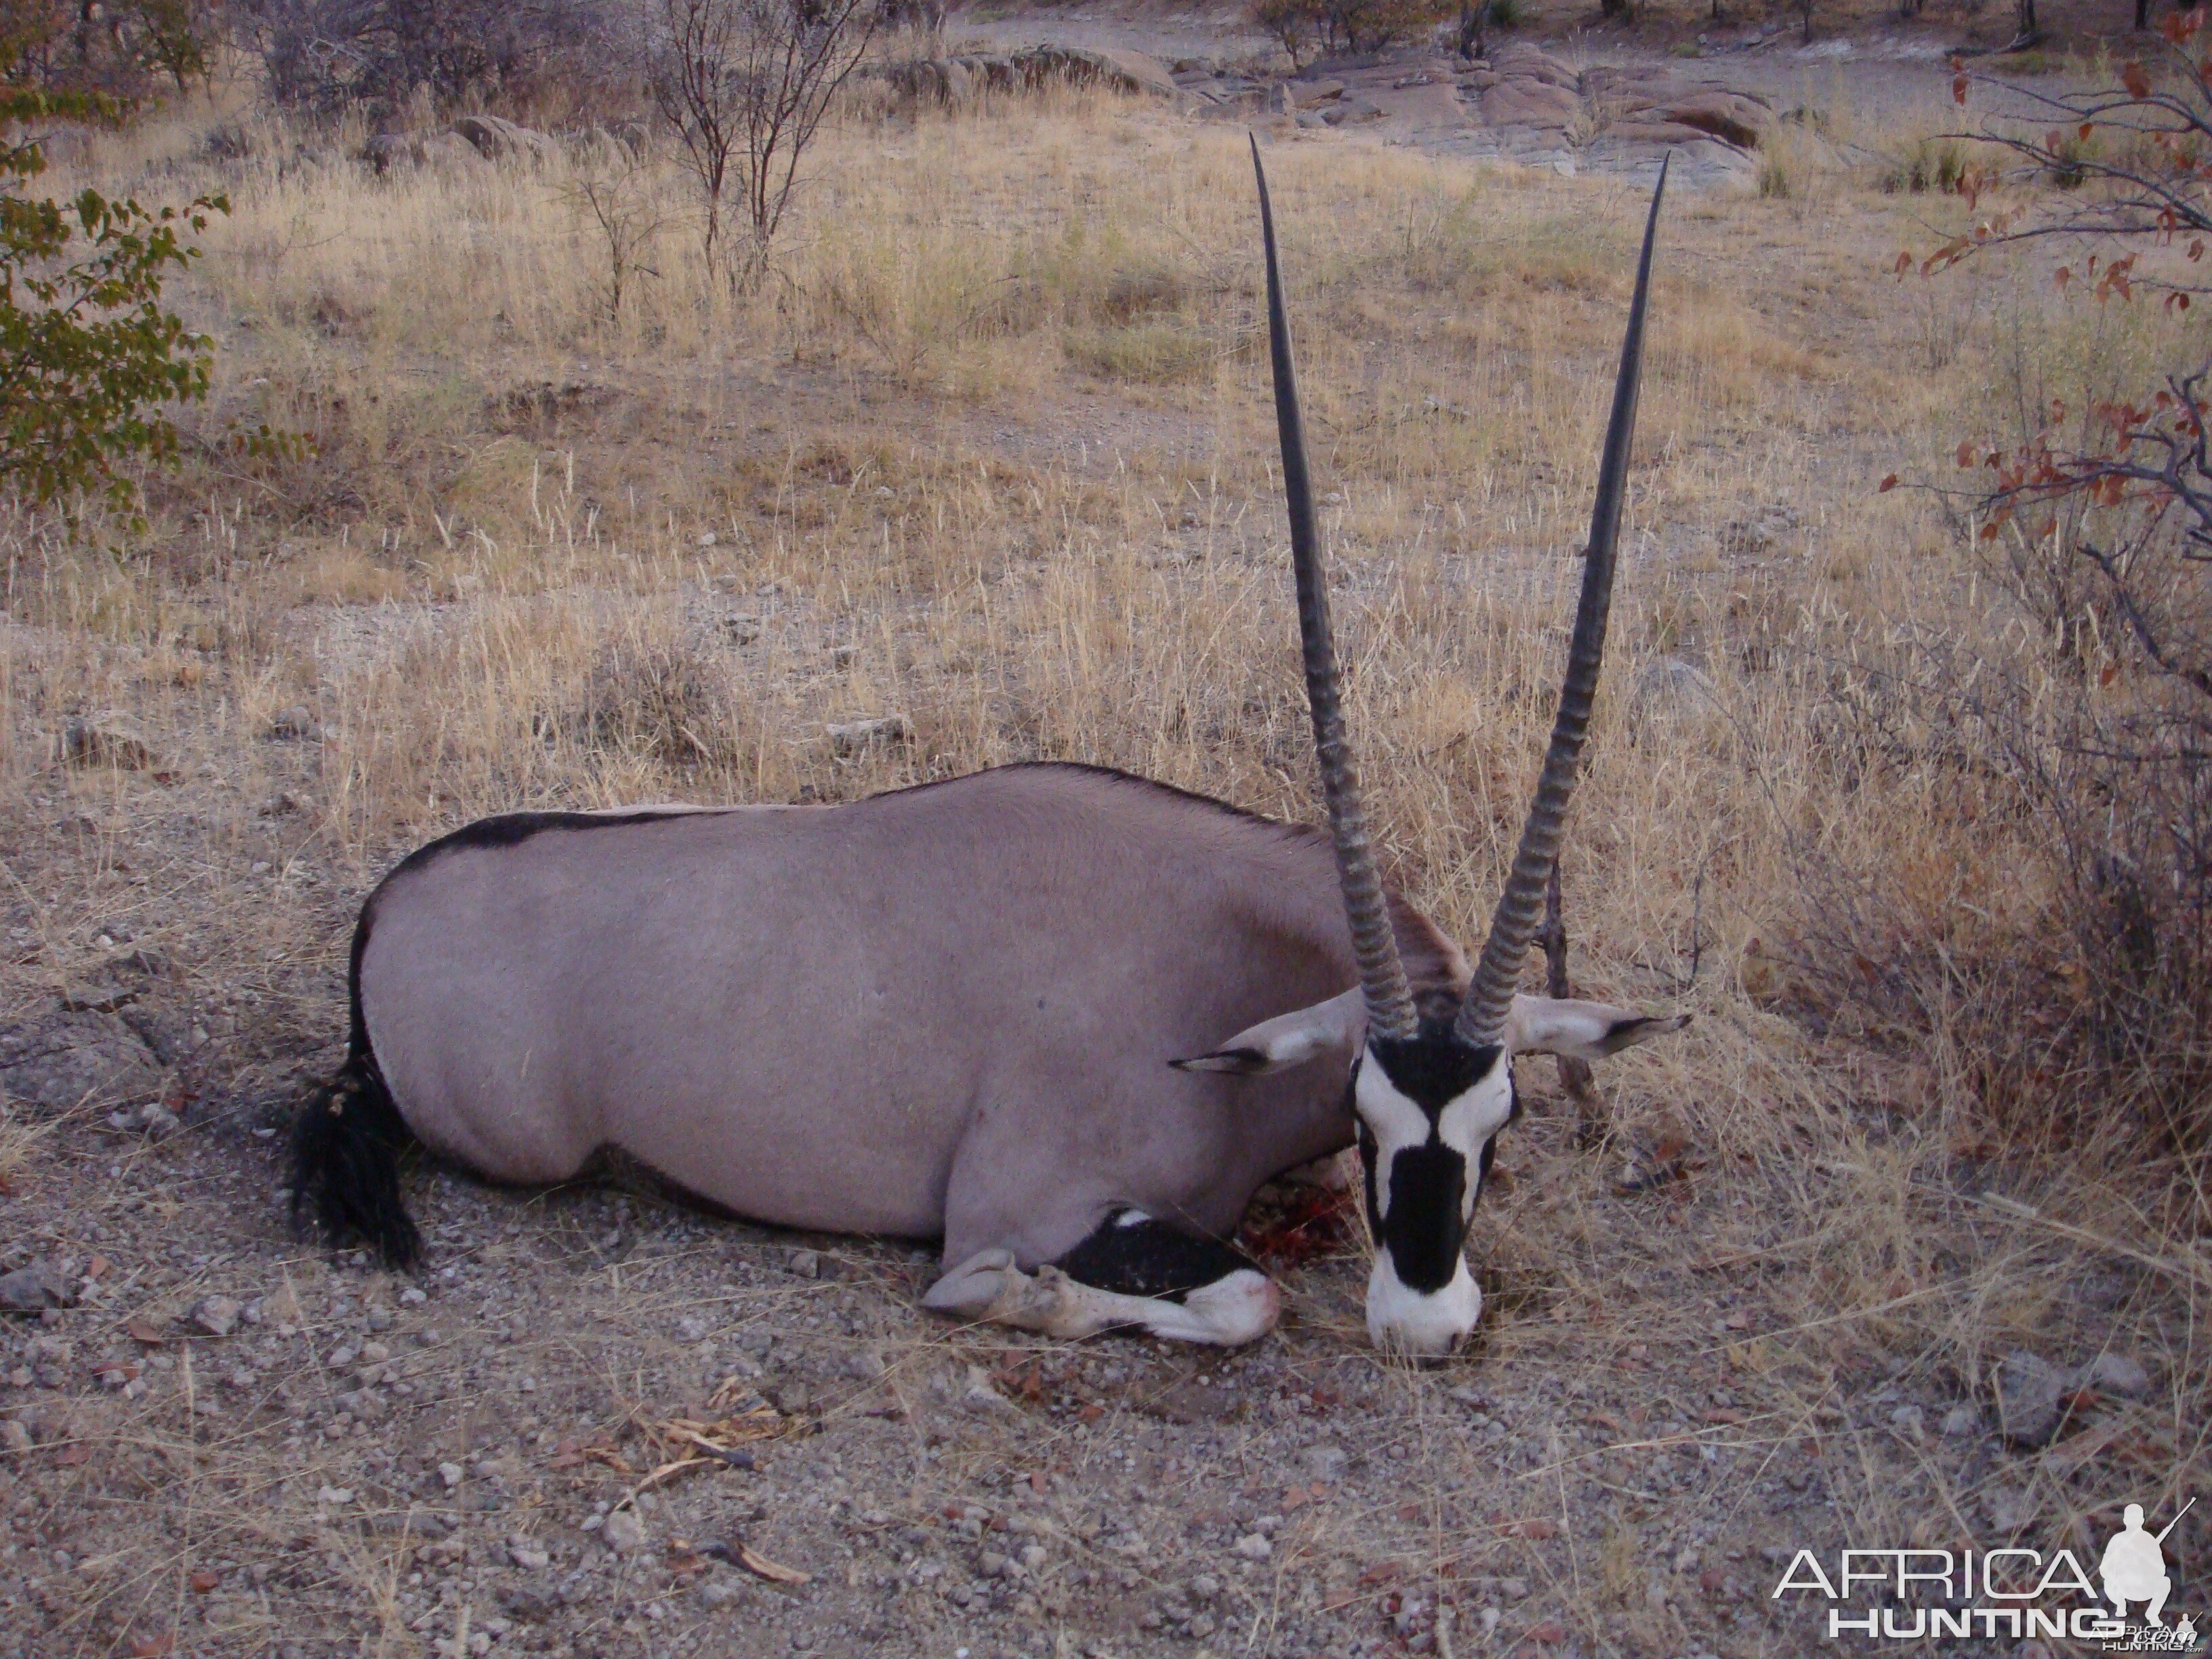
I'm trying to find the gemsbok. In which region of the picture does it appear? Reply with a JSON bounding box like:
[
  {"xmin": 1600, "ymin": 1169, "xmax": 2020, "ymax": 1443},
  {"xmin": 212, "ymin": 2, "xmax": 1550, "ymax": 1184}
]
[{"xmin": 292, "ymin": 146, "xmax": 1683, "ymax": 1355}]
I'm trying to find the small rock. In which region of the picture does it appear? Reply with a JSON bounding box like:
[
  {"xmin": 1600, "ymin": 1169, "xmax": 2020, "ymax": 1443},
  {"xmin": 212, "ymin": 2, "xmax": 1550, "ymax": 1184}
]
[
  {"xmin": 60, "ymin": 982, "xmax": 138, "ymax": 1014},
  {"xmin": 438, "ymin": 1461, "xmax": 464, "ymax": 1489},
  {"xmin": 0, "ymin": 1419, "xmax": 30, "ymax": 1453},
  {"xmin": 509, "ymin": 1540, "xmax": 551, "ymax": 1572},
  {"xmin": 1982, "ymin": 1486, "xmax": 2036, "ymax": 1533},
  {"xmin": 140, "ymin": 1104, "xmax": 181, "ymax": 1139},
  {"xmin": 191, "ymin": 1296, "xmax": 241, "ymax": 1338},
  {"xmin": 600, "ymin": 1508, "xmax": 647, "ymax": 1555},
  {"xmin": 1301, "ymin": 1445, "xmax": 1347, "ymax": 1482},
  {"xmin": 825, "ymin": 715, "xmax": 909, "ymax": 758},
  {"xmin": 400, "ymin": 1287, "xmax": 428, "ymax": 1306},
  {"xmin": 842, "ymin": 1346, "xmax": 884, "ymax": 1381},
  {"xmin": 264, "ymin": 706, "xmax": 320, "ymax": 741},
  {"xmin": 63, "ymin": 714, "xmax": 160, "ymax": 771},
  {"xmin": 980, "ymin": 1549, "xmax": 1012, "ymax": 1578},
  {"xmin": 719, "ymin": 613, "xmax": 762, "ymax": 644},
  {"xmin": 2081, "ymin": 1353, "xmax": 2151, "ymax": 1399},
  {"xmin": 764, "ymin": 1378, "xmax": 813, "ymax": 1414},
  {"xmin": 1499, "ymin": 1577, "xmax": 1531, "ymax": 1600},
  {"xmin": 0, "ymin": 1010, "xmax": 164, "ymax": 1109},
  {"xmin": 787, "ymin": 1249, "xmax": 821, "ymax": 1279},
  {"xmin": 1888, "ymin": 1405, "xmax": 1925, "ymax": 1439},
  {"xmin": 1231, "ymin": 1534, "xmax": 1271, "ymax": 1561},
  {"xmin": 1019, "ymin": 1544, "xmax": 1046, "ymax": 1570},
  {"xmin": 962, "ymin": 1366, "xmax": 1020, "ymax": 1416},
  {"xmin": 0, "ymin": 1261, "xmax": 72, "ymax": 1315},
  {"xmin": 316, "ymin": 1486, "xmax": 354, "ymax": 1505},
  {"xmin": 697, "ymin": 1578, "xmax": 738, "ymax": 1607},
  {"xmin": 1628, "ymin": 657, "xmax": 1717, "ymax": 726},
  {"xmin": 697, "ymin": 532, "xmax": 718, "ymax": 548},
  {"xmin": 1940, "ymin": 1403, "xmax": 1980, "ymax": 1437},
  {"xmin": 1993, "ymin": 1349, "xmax": 2071, "ymax": 1448}
]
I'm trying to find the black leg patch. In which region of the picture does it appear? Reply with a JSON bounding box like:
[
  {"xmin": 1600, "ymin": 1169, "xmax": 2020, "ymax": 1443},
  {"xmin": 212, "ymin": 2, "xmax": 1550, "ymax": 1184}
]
[{"xmin": 1054, "ymin": 1210, "xmax": 1258, "ymax": 1304}]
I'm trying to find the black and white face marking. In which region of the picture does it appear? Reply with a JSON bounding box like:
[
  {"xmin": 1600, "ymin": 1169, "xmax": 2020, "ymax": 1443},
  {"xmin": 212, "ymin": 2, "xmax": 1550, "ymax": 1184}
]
[{"xmin": 1353, "ymin": 1023, "xmax": 1517, "ymax": 1357}]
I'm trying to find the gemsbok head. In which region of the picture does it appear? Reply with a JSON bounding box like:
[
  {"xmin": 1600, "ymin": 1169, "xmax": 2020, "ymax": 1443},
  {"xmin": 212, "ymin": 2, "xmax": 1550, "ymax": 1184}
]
[{"xmin": 1176, "ymin": 145, "xmax": 1679, "ymax": 1357}]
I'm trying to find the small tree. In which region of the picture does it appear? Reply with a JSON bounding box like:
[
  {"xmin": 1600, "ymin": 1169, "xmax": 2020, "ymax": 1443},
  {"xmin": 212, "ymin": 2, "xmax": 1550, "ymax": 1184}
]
[
  {"xmin": 560, "ymin": 146, "xmax": 668, "ymax": 326},
  {"xmin": 649, "ymin": 0, "xmax": 878, "ymax": 287},
  {"xmin": 1251, "ymin": 0, "xmax": 1451, "ymax": 65},
  {"xmin": 1, "ymin": 74, "xmax": 226, "ymax": 515}
]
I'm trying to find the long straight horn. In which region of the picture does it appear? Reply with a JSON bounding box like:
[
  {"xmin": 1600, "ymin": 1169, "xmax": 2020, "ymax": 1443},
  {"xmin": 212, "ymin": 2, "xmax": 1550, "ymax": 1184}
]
[
  {"xmin": 1456, "ymin": 155, "xmax": 1669, "ymax": 1048},
  {"xmin": 1254, "ymin": 136, "xmax": 1416, "ymax": 1043}
]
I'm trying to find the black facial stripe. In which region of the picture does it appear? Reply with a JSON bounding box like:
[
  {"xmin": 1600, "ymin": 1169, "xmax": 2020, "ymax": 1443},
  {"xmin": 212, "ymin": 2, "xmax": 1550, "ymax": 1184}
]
[
  {"xmin": 1053, "ymin": 1208, "xmax": 1257, "ymax": 1305},
  {"xmin": 1380, "ymin": 1142, "xmax": 1467, "ymax": 1293},
  {"xmin": 1367, "ymin": 1023, "xmax": 1503, "ymax": 1117}
]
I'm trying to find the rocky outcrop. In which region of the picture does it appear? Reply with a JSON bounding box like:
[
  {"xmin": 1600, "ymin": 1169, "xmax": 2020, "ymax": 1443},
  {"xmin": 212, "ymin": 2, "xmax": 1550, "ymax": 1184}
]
[{"xmin": 1188, "ymin": 41, "xmax": 1773, "ymax": 171}]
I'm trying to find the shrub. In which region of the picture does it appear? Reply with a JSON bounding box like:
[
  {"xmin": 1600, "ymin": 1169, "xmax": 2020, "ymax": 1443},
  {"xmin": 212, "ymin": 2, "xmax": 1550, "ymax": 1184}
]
[
  {"xmin": 236, "ymin": 0, "xmax": 632, "ymax": 115},
  {"xmin": 1879, "ymin": 136, "xmax": 1968, "ymax": 194},
  {"xmin": 1252, "ymin": 0, "xmax": 1452, "ymax": 67},
  {"xmin": 1853, "ymin": 15, "xmax": 2212, "ymax": 1174},
  {"xmin": 1, "ymin": 57, "xmax": 226, "ymax": 515},
  {"xmin": 2, "ymin": 1, "xmax": 220, "ymax": 102}
]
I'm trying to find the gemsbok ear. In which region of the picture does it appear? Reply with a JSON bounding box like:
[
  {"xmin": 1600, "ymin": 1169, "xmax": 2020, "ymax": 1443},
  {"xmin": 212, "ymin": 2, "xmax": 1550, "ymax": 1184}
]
[
  {"xmin": 1172, "ymin": 987, "xmax": 1364, "ymax": 1076},
  {"xmin": 1505, "ymin": 995, "xmax": 1689, "ymax": 1061}
]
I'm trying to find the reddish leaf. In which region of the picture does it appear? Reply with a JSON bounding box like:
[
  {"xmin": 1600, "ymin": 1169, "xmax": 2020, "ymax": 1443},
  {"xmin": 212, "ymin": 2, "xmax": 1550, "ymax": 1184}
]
[
  {"xmin": 1879, "ymin": 474, "xmax": 1899, "ymax": 493},
  {"xmin": 2102, "ymin": 665, "xmax": 2121, "ymax": 687},
  {"xmin": 128, "ymin": 1635, "xmax": 174, "ymax": 1659},
  {"xmin": 85, "ymin": 1256, "xmax": 109, "ymax": 1281},
  {"xmin": 1957, "ymin": 441, "xmax": 1976, "ymax": 468},
  {"xmin": 2055, "ymin": 266, "xmax": 2072, "ymax": 291},
  {"xmin": 2123, "ymin": 60, "xmax": 2152, "ymax": 98},
  {"xmin": 1952, "ymin": 73, "xmax": 1968, "ymax": 104},
  {"xmin": 1892, "ymin": 250, "xmax": 1912, "ymax": 276},
  {"xmin": 1076, "ymin": 1404, "xmax": 1103, "ymax": 1423},
  {"xmin": 126, "ymin": 1317, "xmax": 167, "ymax": 1345},
  {"xmin": 1523, "ymin": 1620, "xmax": 1569, "ymax": 1645},
  {"xmin": 56, "ymin": 1442, "xmax": 91, "ymax": 1466},
  {"xmin": 2080, "ymin": 122, "xmax": 2095, "ymax": 141},
  {"xmin": 1511, "ymin": 1517, "xmax": 1559, "ymax": 1540},
  {"xmin": 187, "ymin": 1569, "xmax": 222, "ymax": 1593}
]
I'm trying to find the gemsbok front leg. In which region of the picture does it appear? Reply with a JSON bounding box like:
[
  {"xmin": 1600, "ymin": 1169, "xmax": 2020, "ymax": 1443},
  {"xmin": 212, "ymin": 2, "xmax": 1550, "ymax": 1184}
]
[{"xmin": 924, "ymin": 1208, "xmax": 1280, "ymax": 1347}]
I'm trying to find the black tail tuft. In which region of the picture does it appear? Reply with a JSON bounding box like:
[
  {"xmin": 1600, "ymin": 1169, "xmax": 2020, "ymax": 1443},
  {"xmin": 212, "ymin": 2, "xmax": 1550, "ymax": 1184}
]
[{"xmin": 290, "ymin": 1051, "xmax": 422, "ymax": 1268}]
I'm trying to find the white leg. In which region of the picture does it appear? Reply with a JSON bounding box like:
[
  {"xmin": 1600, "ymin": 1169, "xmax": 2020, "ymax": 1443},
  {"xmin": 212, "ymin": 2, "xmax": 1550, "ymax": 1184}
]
[{"xmin": 924, "ymin": 1256, "xmax": 1280, "ymax": 1347}]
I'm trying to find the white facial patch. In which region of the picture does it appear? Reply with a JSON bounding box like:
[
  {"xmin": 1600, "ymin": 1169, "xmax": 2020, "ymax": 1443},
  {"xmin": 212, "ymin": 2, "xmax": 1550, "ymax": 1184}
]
[
  {"xmin": 1352, "ymin": 1048, "xmax": 1513, "ymax": 1221},
  {"xmin": 1355, "ymin": 1042, "xmax": 1513, "ymax": 1355},
  {"xmin": 1366, "ymin": 1250, "xmax": 1482, "ymax": 1356}
]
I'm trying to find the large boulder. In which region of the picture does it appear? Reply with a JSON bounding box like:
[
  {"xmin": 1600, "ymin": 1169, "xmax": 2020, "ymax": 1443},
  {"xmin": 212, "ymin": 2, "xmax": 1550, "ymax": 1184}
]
[
  {"xmin": 1488, "ymin": 43, "xmax": 1581, "ymax": 90},
  {"xmin": 1012, "ymin": 44, "xmax": 1179, "ymax": 99},
  {"xmin": 1481, "ymin": 80, "xmax": 1582, "ymax": 129},
  {"xmin": 1648, "ymin": 89, "xmax": 1771, "ymax": 150},
  {"xmin": 451, "ymin": 115, "xmax": 557, "ymax": 163}
]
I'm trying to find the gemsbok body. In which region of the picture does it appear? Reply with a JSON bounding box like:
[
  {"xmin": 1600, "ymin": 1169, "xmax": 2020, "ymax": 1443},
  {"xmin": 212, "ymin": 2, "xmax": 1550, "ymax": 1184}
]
[{"xmin": 293, "ymin": 148, "xmax": 1684, "ymax": 1355}]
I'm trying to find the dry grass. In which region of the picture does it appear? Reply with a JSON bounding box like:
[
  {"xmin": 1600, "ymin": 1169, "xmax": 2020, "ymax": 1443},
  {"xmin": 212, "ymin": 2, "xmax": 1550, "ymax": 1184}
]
[{"xmin": 1, "ymin": 66, "xmax": 2209, "ymax": 1659}]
